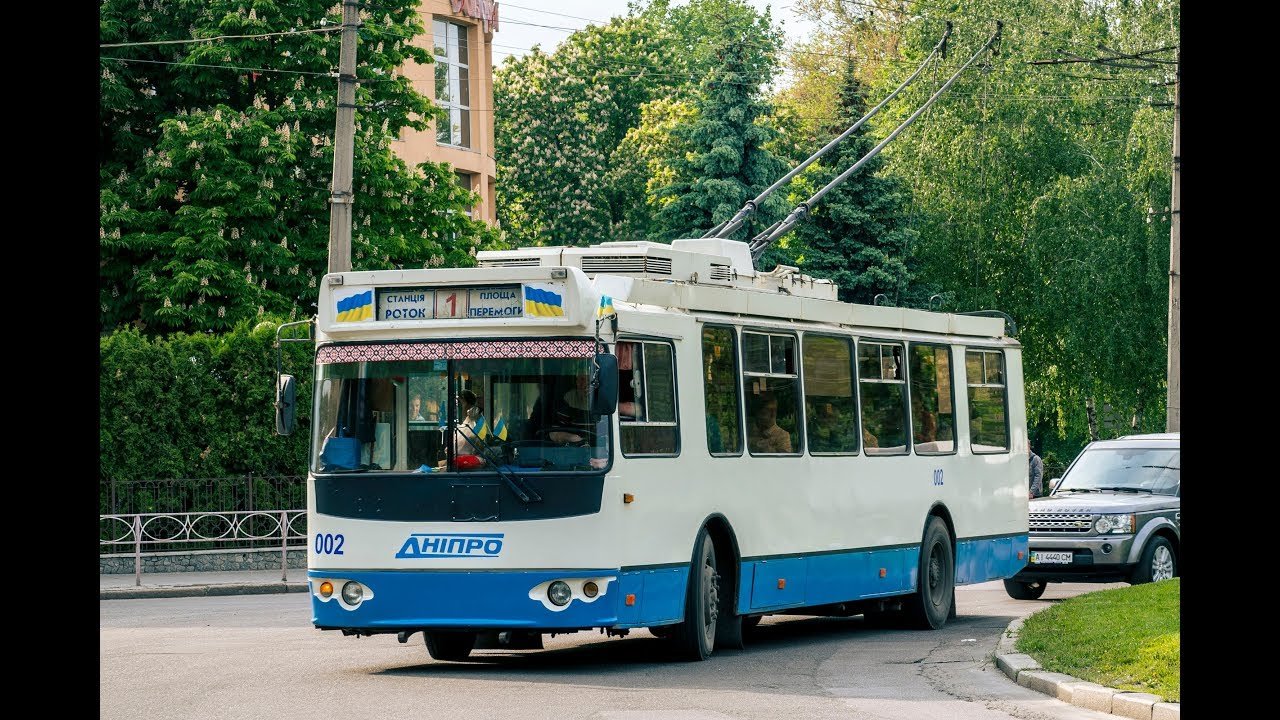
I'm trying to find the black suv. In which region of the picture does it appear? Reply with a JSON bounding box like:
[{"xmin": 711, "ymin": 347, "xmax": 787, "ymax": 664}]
[{"xmin": 1005, "ymin": 433, "xmax": 1180, "ymax": 600}]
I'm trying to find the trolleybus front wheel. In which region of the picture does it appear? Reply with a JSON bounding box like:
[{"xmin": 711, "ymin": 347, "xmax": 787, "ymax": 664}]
[
  {"xmin": 424, "ymin": 630, "xmax": 478, "ymax": 661},
  {"xmin": 673, "ymin": 528, "xmax": 719, "ymax": 660}
]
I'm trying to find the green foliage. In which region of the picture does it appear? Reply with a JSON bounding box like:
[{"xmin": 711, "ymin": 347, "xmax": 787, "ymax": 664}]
[
  {"xmin": 494, "ymin": 12, "xmax": 685, "ymax": 246},
  {"xmin": 763, "ymin": 60, "xmax": 924, "ymax": 304},
  {"xmin": 788, "ymin": 0, "xmax": 1177, "ymax": 449},
  {"xmin": 650, "ymin": 1, "xmax": 788, "ymax": 239},
  {"xmin": 99, "ymin": 320, "xmax": 315, "ymax": 483},
  {"xmin": 99, "ymin": 0, "xmax": 500, "ymax": 334}
]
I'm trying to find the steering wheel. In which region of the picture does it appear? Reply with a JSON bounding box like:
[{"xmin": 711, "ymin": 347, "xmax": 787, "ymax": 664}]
[{"xmin": 536, "ymin": 426, "xmax": 596, "ymax": 446}]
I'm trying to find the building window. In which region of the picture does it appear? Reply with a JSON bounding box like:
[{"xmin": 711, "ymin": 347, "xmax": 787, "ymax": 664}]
[
  {"xmin": 455, "ymin": 170, "xmax": 474, "ymax": 217},
  {"xmin": 433, "ymin": 19, "xmax": 471, "ymax": 148}
]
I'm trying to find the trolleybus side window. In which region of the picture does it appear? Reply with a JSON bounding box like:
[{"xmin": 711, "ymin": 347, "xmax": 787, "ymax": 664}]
[
  {"xmin": 802, "ymin": 334, "xmax": 860, "ymax": 454},
  {"xmin": 743, "ymin": 331, "xmax": 802, "ymax": 456},
  {"xmin": 966, "ymin": 349, "xmax": 1010, "ymax": 453},
  {"xmin": 618, "ymin": 340, "xmax": 679, "ymax": 456},
  {"xmin": 908, "ymin": 343, "xmax": 957, "ymax": 455},
  {"xmin": 857, "ymin": 340, "xmax": 909, "ymax": 456},
  {"xmin": 701, "ymin": 325, "xmax": 743, "ymax": 456}
]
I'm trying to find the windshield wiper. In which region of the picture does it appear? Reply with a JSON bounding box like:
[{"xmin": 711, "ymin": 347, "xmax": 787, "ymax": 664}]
[
  {"xmin": 1058, "ymin": 488, "xmax": 1100, "ymax": 493},
  {"xmin": 1140, "ymin": 465, "xmax": 1179, "ymax": 470},
  {"xmin": 456, "ymin": 424, "xmax": 543, "ymax": 503},
  {"xmin": 1094, "ymin": 486, "xmax": 1152, "ymax": 493}
]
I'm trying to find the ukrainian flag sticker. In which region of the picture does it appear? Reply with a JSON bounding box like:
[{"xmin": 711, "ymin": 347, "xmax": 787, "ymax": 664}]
[
  {"xmin": 334, "ymin": 288, "xmax": 374, "ymax": 323},
  {"xmin": 523, "ymin": 284, "xmax": 566, "ymax": 318}
]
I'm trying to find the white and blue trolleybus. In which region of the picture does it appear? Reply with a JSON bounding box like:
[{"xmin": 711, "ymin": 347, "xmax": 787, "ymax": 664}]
[{"xmin": 277, "ymin": 236, "xmax": 1031, "ymax": 661}]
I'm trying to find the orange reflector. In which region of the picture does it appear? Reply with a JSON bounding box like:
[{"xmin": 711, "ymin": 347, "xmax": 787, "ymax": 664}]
[
  {"xmin": 319, "ymin": 581, "xmax": 334, "ymax": 598},
  {"xmin": 878, "ymin": 568, "xmax": 886, "ymax": 578},
  {"xmin": 623, "ymin": 493, "xmax": 634, "ymax": 504},
  {"xmin": 1017, "ymin": 550, "xmax": 1025, "ymax": 560},
  {"xmin": 777, "ymin": 578, "xmax": 786, "ymax": 589},
  {"xmin": 625, "ymin": 594, "xmax": 636, "ymax": 606}
]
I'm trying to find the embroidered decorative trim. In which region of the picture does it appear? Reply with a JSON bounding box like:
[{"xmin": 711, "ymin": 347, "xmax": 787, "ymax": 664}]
[{"xmin": 317, "ymin": 339, "xmax": 594, "ymax": 364}]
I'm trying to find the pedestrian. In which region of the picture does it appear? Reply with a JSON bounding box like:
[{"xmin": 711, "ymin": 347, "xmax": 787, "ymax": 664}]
[{"xmin": 1028, "ymin": 445, "xmax": 1045, "ymax": 499}]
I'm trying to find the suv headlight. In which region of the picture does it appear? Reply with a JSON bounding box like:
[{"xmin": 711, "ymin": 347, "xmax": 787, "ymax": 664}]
[{"xmin": 1094, "ymin": 514, "xmax": 1135, "ymax": 534}]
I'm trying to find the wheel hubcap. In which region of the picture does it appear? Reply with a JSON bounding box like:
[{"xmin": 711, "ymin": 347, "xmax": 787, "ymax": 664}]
[
  {"xmin": 1151, "ymin": 546, "xmax": 1174, "ymax": 581},
  {"xmin": 703, "ymin": 558, "xmax": 719, "ymax": 643}
]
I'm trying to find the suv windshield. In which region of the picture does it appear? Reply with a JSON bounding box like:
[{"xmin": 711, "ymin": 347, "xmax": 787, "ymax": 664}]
[
  {"xmin": 311, "ymin": 348, "xmax": 609, "ymax": 474},
  {"xmin": 1056, "ymin": 446, "xmax": 1180, "ymax": 496}
]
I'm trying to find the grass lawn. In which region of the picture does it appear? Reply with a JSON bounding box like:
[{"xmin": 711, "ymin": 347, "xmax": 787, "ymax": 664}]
[{"xmin": 1016, "ymin": 579, "xmax": 1179, "ymax": 702}]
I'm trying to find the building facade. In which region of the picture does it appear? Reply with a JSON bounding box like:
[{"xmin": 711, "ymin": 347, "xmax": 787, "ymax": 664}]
[{"xmin": 396, "ymin": 0, "xmax": 498, "ymax": 224}]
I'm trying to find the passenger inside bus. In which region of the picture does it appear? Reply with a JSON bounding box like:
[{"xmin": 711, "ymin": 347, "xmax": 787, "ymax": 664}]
[
  {"xmin": 453, "ymin": 389, "xmax": 483, "ymax": 457},
  {"xmin": 748, "ymin": 392, "xmax": 792, "ymax": 454}
]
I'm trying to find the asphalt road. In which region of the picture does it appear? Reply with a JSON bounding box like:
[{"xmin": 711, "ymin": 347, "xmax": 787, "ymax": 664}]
[{"xmin": 100, "ymin": 580, "xmax": 1124, "ymax": 720}]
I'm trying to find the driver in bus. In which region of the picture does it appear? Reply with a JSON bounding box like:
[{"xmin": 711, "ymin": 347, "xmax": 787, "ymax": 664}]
[{"xmin": 548, "ymin": 373, "xmax": 593, "ymax": 444}]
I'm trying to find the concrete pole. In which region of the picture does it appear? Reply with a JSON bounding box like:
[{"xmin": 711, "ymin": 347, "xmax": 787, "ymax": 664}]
[
  {"xmin": 1166, "ymin": 49, "xmax": 1180, "ymax": 432},
  {"xmin": 327, "ymin": 0, "xmax": 360, "ymax": 273}
]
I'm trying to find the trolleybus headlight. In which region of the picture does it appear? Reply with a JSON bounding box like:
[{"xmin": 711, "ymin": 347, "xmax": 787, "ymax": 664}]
[
  {"xmin": 341, "ymin": 581, "xmax": 364, "ymax": 605},
  {"xmin": 319, "ymin": 581, "xmax": 334, "ymax": 598},
  {"xmin": 548, "ymin": 581, "xmax": 572, "ymax": 606},
  {"xmin": 582, "ymin": 581, "xmax": 599, "ymax": 598}
]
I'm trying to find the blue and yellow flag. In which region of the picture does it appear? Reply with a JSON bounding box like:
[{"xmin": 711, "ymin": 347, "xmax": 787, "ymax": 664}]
[
  {"xmin": 475, "ymin": 415, "xmax": 489, "ymax": 441},
  {"xmin": 492, "ymin": 417, "xmax": 508, "ymax": 441},
  {"xmin": 523, "ymin": 285, "xmax": 565, "ymax": 317},
  {"xmin": 598, "ymin": 295, "xmax": 616, "ymax": 317},
  {"xmin": 335, "ymin": 290, "xmax": 373, "ymax": 322}
]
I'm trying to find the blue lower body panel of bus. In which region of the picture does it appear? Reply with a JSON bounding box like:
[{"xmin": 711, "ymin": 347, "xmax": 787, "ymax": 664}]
[
  {"xmin": 310, "ymin": 535, "xmax": 1027, "ymax": 631},
  {"xmin": 308, "ymin": 567, "xmax": 688, "ymax": 630}
]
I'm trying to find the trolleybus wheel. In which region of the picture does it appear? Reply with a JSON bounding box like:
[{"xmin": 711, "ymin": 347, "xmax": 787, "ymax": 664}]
[
  {"xmin": 673, "ymin": 529, "xmax": 719, "ymax": 660},
  {"xmin": 424, "ymin": 630, "xmax": 477, "ymax": 661},
  {"xmin": 905, "ymin": 516, "xmax": 954, "ymax": 630}
]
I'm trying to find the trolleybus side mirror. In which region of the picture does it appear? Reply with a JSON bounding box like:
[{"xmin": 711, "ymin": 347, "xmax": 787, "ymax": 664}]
[
  {"xmin": 275, "ymin": 374, "xmax": 297, "ymax": 436},
  {"xmin": 590, "ymin": 353, "xmax": 619, "ymax": 417}
]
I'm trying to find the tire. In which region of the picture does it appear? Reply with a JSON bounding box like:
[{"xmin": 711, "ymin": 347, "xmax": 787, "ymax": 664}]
[
  {"xmin": 1003, "ymin": 578, "xmax": 1048, "ymax": 600},
  {"xmin": 1130, "ymin": 536, "xmax": 1176, "ymax": 584},
  {"xmin": 423, "ymin": 631, "xmax": 477, "ymax": 661},
  {"xmin": 904, "ymin": 516, "xmax": 955, "ymax": 630},
  {"xmin": 673, "ymin": 529, "xmax": 720, "ymax": 660}
]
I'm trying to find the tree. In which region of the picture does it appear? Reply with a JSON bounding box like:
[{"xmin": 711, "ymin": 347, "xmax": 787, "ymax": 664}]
[
  {"xmin": 99, "ymin": 0, "xmax": 499, "ymax": 334},
  {"xmin": 762, "ymin": 60, "xmax": 922, "ymax": 305},
  {"xmin": 650, "ymin": 1, "xmax": 788, "ymax": 240},
  {"xmin": 494, "ymin": 13, "xmax": 685, "ymax": 247}
]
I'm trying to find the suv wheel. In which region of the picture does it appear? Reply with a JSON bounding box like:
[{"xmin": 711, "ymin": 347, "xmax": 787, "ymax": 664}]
[
  {"xmin": 1003, "ymin": 578, "xmax": 1047, "ymax": 600},
  {"xmin": 1130, "ymin": 536, "xmax": 1176, "ymax": 584}
]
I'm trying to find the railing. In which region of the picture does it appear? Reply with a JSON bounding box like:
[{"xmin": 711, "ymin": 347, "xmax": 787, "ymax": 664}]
[
  {"xmin": 102, "ymin": 474, "xmax": 307, "ymax": 518},
  {"xmin": 101, "ymin": 510, "xmax": 308, "ymax": 587}
]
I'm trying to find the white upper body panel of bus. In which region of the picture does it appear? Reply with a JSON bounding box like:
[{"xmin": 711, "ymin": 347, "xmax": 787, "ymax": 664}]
[{"xmin": 316, "ymin": 239, "xmax": 1011, "ymax": 344}]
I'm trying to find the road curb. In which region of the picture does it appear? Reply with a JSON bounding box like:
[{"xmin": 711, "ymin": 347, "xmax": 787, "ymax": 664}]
[
  {"xmin": 995, "ymin": 613, "xmax": 1179, "ymax": 719},
  {"xmin": 100, "ymin": 582, "xmax": 309, "ymax": 600}
]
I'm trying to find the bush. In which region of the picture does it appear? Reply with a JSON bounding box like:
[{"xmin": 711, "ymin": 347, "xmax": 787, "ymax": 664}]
[{"xmin": 100, "ymin": 319, "xmax": 314, "ymax": 483}]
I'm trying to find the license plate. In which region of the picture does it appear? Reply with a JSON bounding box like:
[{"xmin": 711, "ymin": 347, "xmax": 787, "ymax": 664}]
[{"xmin": 1030, "ymin": 551, "xmax": 1074, "ymax": 565}]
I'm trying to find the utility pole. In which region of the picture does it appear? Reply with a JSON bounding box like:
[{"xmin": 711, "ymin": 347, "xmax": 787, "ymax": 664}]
[
  {"xmin": 1165, "ymin": 48, "xmax": 1179, "ymax": 432},
  {"xmin": 327, "ymin": 0, "xmax": 360, "ymax": 274}
]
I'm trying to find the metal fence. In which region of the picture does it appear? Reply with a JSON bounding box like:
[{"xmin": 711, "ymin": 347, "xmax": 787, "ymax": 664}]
[
  {"xmin": 101, "ymin": 474, "xmax": 307, "ymax": 518},
  {"xmin": 101, "ymin": 510, "xmax": 308, "ymax": 586}
]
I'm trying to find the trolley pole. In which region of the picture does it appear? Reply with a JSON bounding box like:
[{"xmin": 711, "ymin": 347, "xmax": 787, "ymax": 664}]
[
  {"xmin": 1165, "ymin": 48, "xmax": 1179, "ymax": 432},
  {"xmin": 327, "ymin": 0, "xmax": 360, "ymax": 274}
]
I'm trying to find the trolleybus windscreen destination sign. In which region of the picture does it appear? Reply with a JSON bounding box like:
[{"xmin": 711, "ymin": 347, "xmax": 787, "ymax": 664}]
[{"xmin": 375, "ymin": 285, "xmax": 524, "ymax": 320}]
